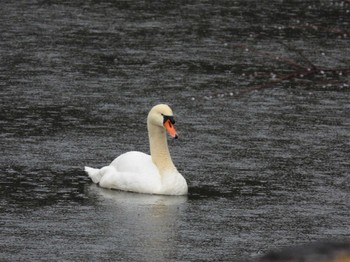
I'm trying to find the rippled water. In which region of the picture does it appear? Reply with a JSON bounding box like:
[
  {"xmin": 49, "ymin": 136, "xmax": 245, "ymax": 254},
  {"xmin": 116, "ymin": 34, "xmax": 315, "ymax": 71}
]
[{"xmin": 1, "ymin": 1, "xmax": 349, "ymax": 261}]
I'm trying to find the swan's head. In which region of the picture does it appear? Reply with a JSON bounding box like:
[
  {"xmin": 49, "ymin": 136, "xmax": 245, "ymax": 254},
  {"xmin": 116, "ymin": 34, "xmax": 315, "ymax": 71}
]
[{"xmin": 148, "ymin": 104, "xmax": 178, "ymax": 139}]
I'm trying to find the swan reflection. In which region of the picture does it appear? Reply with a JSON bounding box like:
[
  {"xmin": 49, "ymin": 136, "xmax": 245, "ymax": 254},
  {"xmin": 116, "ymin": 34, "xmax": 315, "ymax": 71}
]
[{"xmin": 86, "ymin": 185, "xmax": 188, "ymax": 261}]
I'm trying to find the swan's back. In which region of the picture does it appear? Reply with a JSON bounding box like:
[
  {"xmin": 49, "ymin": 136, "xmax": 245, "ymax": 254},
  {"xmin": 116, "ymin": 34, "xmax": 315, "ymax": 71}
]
[{"xmin": 110, "ymin": 151, "xmax": 157, "ymax": 174}]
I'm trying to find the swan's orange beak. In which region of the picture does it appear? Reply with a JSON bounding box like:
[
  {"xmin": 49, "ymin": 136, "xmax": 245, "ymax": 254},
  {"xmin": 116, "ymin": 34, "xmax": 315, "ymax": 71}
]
[{"xmin": 164, "ymin": 119, "xmax": 178, "ymax": 139}]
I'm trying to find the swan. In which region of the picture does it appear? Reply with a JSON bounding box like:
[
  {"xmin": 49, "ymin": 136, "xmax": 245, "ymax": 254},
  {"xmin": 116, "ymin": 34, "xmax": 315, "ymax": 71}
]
[{"xmin": 84, "ymin": 104, "xmax": 188, "ymax": 195}]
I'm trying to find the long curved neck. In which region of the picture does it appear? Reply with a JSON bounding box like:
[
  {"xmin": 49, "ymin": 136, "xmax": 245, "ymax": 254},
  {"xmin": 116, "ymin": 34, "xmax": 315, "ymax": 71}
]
[{"xmin": 148, "ymin": 123, "xmax": 176, "ymax": 174}]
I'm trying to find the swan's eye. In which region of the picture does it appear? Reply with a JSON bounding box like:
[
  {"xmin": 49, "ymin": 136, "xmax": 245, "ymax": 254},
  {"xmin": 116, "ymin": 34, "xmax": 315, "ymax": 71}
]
[{"xmin": 162, "ymin": 114, "xmax": 175, "ymax": 125}]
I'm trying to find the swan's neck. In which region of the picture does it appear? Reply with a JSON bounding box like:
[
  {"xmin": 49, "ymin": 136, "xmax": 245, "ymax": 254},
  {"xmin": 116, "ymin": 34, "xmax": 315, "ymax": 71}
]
[{"xmin": 148, "ymin": 123, "xmax": 176, "ymax": 174}]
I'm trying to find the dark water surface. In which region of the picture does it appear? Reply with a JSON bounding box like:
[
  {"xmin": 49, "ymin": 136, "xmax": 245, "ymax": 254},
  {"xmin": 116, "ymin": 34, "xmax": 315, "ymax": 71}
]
[{"xmin": 1, "ymin": 1, "xmax": 349, "ymax": 261}]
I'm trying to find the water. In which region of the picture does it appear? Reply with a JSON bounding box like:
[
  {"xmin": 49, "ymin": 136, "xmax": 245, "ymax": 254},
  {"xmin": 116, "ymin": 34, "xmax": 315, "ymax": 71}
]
[{"xmin": 1, "ymin": 1, "xmax": 349, "ymax": 261}]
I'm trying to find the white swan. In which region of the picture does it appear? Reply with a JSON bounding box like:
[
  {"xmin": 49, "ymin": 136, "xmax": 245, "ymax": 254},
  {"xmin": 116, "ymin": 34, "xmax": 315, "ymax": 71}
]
[{"xmin": 84, "ymin": 104, "xmax": 188, "ymax": 195}]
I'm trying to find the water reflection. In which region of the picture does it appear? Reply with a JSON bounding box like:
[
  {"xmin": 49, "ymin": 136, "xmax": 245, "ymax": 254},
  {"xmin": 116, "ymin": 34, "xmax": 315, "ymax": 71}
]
[{"xmin": 86, "ymin": 185, "xmax": 187, "ymax": 261}]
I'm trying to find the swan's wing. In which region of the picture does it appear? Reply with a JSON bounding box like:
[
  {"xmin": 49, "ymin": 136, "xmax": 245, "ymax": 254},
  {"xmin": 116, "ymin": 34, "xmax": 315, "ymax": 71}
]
[
  {"xmin": 98, "ymin": 166, "xmax": 161, "ymax": 194},
  {"xmin": 100, "ymin": 151, "xmax": 162, "ymax": 194},
  {"xmin": 110, "ymin": 151, "xmax": 158, "ymax": 175}
]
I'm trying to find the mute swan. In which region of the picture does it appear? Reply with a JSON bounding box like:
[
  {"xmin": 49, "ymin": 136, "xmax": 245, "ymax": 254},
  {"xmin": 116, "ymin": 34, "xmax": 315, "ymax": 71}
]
[{"xmin": 84, "ymin": 104, "xmax": 188, "ymax": 195}]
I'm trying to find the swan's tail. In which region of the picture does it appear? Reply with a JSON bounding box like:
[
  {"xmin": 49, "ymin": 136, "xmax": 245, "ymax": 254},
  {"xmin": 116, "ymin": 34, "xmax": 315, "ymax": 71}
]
[{"xmin": 84, "ymin": 166, "xmax": 103, "ymax": 184}]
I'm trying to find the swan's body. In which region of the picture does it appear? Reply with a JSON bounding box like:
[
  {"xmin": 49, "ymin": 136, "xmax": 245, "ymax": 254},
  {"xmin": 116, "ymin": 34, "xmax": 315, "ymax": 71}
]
[{"xmin": 84, "ymin": 104, "xmax": 188, "ymax": 195}]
